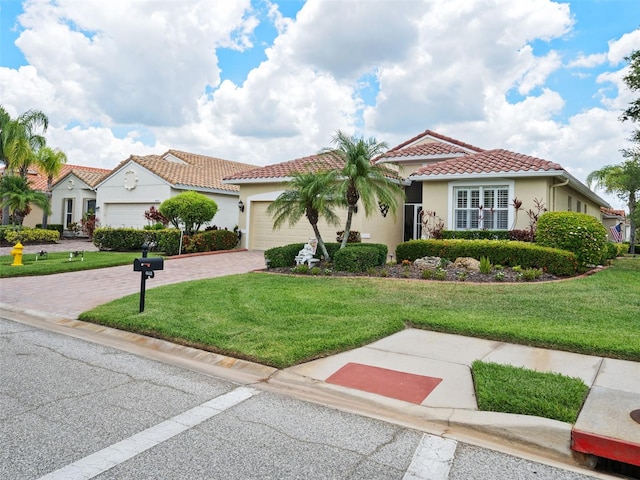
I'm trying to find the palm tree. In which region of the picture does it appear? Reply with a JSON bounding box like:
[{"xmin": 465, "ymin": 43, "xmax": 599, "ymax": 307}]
[
  {"xmin": 35, "ymin": 146, "xmax": 68, "ymax": 228},
  {"xmin": 323, "ymin": 130, "xmax": 405, "ymax": 249},
  {"xmin": 0, "ymin": 175, "xmax": 50, "ymax": 226},
  {"xmin": 587, "ymin": 153, "xmax": 640, "ymax": 254},
  {"xmin": 0, "ymin": 106, "xmax": 49, "ymax": 224},
  {"xmin": 267, "ymin": 170, "xmax": 342, "ymax": 261}
]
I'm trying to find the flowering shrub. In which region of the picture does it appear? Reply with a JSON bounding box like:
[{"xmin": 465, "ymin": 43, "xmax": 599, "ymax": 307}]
[
  {"xmin": 5, "ymin": 227, "xmax": 60, "ymax": 244},
  {"xmin": 536, "ymin": 212, "xmax": 607, "ymax": 269}
]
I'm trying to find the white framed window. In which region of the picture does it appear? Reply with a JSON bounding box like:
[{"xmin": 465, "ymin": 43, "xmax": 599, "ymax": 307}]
[
  {"xmin": 64, "ymin": 198, "xmax": 74, "ymax": 227},
  {"xmin": 448, "ymin": 180, "xmax": 514, "ymax": 231}
]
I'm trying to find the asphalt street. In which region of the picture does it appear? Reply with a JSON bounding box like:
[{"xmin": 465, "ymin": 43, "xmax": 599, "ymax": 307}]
[{"xmin": 1, "ymin": 316, "xmax": 607, "ymax": 480}]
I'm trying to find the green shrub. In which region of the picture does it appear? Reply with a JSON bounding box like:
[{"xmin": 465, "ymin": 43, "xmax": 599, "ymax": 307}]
[
  {"xmin": 340, "ymin": 242, "xmax": 387, "ymax": 265},
  {"xmin": 155, "ymin": 229, "xmax": 182, "ymax": 256},
  {"xmin": 536, "ymin": 212, "xmax": 607, "ymax": 269},
  {"xmin": 395, "ymin": 239, "xmax": 578, "ymax": 276},
  {"xmin": 521, "ymin": 268, "xmax": 543, "ymax": 281},
  {"xmin": 479, "ymin": 256, "xmax": 492, "ymax": 274},
  {"xmin": 183, "ymin": 230, "xmax": 239, "ymax": 253},
  {"xmin": 0, "ymin": 225, "xmax": 22, "ymax": 242},
  {"xmin": 434, "ymin": 267, "xmax": 447, "ymax": 280},
  {"xmin": 264, "ymin": 243, "xmax": 307, "ymax": 268},
  {"xmin": 93, "ymin": 227, "xmax": 168, "ymax": 252},
  {"xmin": 333, "ymin": 246, "xmax": 379, "ymax": 273},
  {"xmin": 421, "ymin": 269, "xmax": 434, "ymax": 280},
  {"xmin": 36, "ymin": 224, "xmax": 64, "ymax": 235},
  {"xmin": 5, "ymin": 228, "xmax": 60, "ymax": 244}
]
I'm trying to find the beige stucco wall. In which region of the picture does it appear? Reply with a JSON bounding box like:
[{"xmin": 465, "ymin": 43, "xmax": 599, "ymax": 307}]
[
  {"xmin": 421, "ymin": 176, "xmax": 604, "ymax": 232},
  {"xmin": 238, "ymin": 182, "xmax": 403, "ymax": 255}
]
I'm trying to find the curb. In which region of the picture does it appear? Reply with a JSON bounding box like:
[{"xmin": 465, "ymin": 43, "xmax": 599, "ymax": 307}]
[{"xmin": 1, "ymin": 304, "xmax": 593, "ymax": 470}]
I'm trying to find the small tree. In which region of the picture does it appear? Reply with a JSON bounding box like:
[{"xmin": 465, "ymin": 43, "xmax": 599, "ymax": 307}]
[
  {"xmin": 267, "ymin": 170, "xmax": 342, "ymax": 261},
  {"xmin": 321, "ymin": 131, "xmax": 405, "ymax": 249},
  {"xmin": 536, "ymin": 211, "xmax": 608, "ymax": 269},
  {"xmin": 0, "ymin": 175, "xmax": 50, "ymax": 225},
  {"xmin": 159, "ymin": 191, "xmax": 218, "ymax": 235}
]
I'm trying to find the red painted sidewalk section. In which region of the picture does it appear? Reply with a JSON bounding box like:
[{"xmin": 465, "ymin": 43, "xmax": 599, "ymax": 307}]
[{"xmin": 326, "ymin": 362, "xmax": 442, "ymax": 404}]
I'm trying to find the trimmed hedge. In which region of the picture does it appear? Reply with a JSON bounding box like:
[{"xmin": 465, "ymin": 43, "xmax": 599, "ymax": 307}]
[
  {"xmin": 93, "ymin": 227, "xmax": 183, "ymax": 255},
  {"xmin": 35, "ymin": 224, "xmax": 64, "ymax": 235},
  {"xmin": 536, "ymin": 212, "xmax": 608, "ymax": 269},
  {"xmin": 264, "ymin": 242, "xmax": 388, "ymax": 269},
  {"xmin": 183, "ymin": 230, "xmax": 239, "ymax": 253},
  {"xmin": 395, "ymin": 239, "xmax": 579, "ymax": 276},
  {"xmin": 265, "ymin": 243, "xmax": 306, "ymax": 268},
  {"xmin": 334, "ymin": 246, "xmax": 379, "ymax": 273},
  {"xmin": 0, "ymin": 225, "xmax": 21, "ymax": 243},
  {"xmin": 4, "ymin": 227, "xmax": 60, "ymax": 244}
]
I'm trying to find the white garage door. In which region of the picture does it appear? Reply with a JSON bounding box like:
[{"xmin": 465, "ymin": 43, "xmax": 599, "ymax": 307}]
[
  {"xmin": 249, "ymin": 201, "xmax": 344, "ymax": 251},
  {"xmin": 104, "ymin": 203, "xmax": 158, "ymax": 229}
]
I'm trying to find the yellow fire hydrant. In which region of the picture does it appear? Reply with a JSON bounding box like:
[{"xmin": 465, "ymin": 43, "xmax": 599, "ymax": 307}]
[{"xmin": 10, "ymin": 242, "xmax": 24, "ymax": 266}]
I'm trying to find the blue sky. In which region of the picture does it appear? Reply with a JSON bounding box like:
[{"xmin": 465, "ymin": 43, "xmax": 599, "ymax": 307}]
[{"xmin": 0, "ymin": 0, "xmax": 638, "ymax": 210}]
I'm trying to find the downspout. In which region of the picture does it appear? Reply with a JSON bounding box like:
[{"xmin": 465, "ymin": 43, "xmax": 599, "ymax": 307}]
[{"xmin": 550, "ymin": 176, "xmax": 570, "ymax": 212}]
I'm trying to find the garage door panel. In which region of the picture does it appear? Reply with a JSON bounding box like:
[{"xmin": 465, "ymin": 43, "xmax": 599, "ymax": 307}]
[
  {"xmin": 250, "ymin": 202, "xmax": 344, "ymax": 251},
  {"xmin": 105, "ymin": 203, "xmax": 158, "ymax": 229}
]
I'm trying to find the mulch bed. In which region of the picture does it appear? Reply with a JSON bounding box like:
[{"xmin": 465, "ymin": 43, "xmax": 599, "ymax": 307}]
[{"xmin": 266, "ymin": 263, "xmax": 562, "ymax": 283}]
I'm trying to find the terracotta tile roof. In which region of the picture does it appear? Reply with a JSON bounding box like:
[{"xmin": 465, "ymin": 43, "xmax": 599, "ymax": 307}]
[
  {"xmin": 381, "ymin": 142, "xmax": 471, "ymax": 158},
  {"xmin": 224, "ymin": 152, "xmax": 345, "ymax": 181},
  {"xmin": 386, "ymin": 129, "xmax": 485, "ymax": 154},
  {"xmin": 411, "ymin": 149, "xmax": 564, "ymax": 177},
  {"xmin": 27, "ymin": 164, "xmax": 111, "ymax": 191},
  {"xmin": 116, "ymin": 150, "xmax": 260, "ymax": 192},
  {"xmin": 600, "ymin": 207, "xmax": 626, "ymax": 217}
]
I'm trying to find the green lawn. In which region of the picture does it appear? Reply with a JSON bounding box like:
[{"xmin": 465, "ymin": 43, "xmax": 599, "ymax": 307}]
[
  {"xmin": 472, "ymin": 361, "xmax": 590, "ymax": 423},
  {"xmin": 0, "ymin": 251, "xmax": 141, "ymax": 277},
  {"xmin": 79, "ymin": 257, "xmax": 640, "ymax": 368}
]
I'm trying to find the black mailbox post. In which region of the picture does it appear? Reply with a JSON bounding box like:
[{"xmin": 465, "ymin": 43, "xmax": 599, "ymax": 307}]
[{"xmin": 134, "ymin": 243, "xmax": 164, "ymax": 312}]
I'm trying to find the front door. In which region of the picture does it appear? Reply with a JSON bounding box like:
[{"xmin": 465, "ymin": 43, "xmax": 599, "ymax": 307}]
[{"xmin": 404, "ymin": 204, "xmax": 423, "ymax": 241}]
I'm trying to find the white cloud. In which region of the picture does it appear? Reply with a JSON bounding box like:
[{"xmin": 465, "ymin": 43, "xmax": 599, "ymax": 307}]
[
  {"xmin": 0, "ymin": 0, "xmax": 637, "ymax": 213},
  {"xmin": 14, "ymin": 0, "xmax": 256, "ymax": 126}
]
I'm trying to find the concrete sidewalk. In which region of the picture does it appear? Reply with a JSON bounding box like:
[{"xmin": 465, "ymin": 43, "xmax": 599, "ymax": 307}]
[{"xmin": 1, "ymin": 245, "xmax": 638, "ymax": 471}]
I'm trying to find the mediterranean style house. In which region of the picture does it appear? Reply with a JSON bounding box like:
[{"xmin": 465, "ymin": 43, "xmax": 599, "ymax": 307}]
[
  {"xmin": 93, "ymin": 150, "xmax": 258, "ymax": 231},
  {"xmin": 19, "ymin": 164, "xmax": 111, "ymax": 229},
  {"xmin": 18, "ymin": 129, "xmax": 623, "ymax": 250},
  {"xmin": 20, "ymin": 150, "xmax": 258, "ymax": 234},
  {"xmin": 224, "ymin": 129, "xmax": 613, "ymax": 254}
]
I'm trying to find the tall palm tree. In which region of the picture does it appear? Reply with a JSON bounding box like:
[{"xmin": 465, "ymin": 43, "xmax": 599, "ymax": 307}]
[
  {"xmin": 323, "ymin": 130, "xmax": 405, "ymax": 249},
  {"xmin": 0, "ymin": 175, "xmax": 50, "ymax": 226},
  {"xmin": 267, "ymin": 170, "xmax": 342, "ymax": 261},
  {"xmin": 587, "ymin": 153, "xmax": 640, "ymax": 254},
  {"xmin": 0, "ymin": 106, "xmax": 49, "ymax": 224},
  {"xmin": 35, "ymin": 146, "xmax": 68, "ymax": 228}
]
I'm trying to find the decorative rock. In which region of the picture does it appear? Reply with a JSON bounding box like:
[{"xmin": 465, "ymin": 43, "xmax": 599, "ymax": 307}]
[
  {"xmin": 453, "ymin": 257, "xmax": 481, "ymax": 271},
  {"xmin": 414, "ymin": 256, "xmax": 442, "ymax": 269}
]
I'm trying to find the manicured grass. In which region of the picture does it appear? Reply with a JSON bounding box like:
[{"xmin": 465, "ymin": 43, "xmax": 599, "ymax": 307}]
[
  {"xmin": 79, "ymin": 258, "xmax": 640, "ymax": 368},
  {"xmin": 0, "ymin": 251, "xmax": 141, "ymax": 277},
  {"xmin": 472, "ymin": 361, "xmax": 589, "ymax": 423}
]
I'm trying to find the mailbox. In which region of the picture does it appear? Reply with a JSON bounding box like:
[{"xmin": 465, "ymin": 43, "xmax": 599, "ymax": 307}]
[{"xmin": 133, "ymin": 257, "xmax": 164, "ymax": 272}]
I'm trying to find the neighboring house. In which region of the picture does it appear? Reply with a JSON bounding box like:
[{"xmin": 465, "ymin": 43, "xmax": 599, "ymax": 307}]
[
  {"xmin": 224, "ymin": 129, "xmax": 612, "ymax": 254},
  {"xmin": 14, "ymin": 164, "xmax": 110, "ymax": 229},
  {"xmin": 95, "ymin": 150, "xmax": 259, "ymax": 231},
  {"xmin": 600, "ymin": 207, "xmax": 629, "ymax": 243},
  {"xmin": 49, "ymin": 166, "xmax": 111, "ymax": 232}
]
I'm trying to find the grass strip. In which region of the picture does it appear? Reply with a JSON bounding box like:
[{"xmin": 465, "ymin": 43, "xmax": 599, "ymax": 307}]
[
  {"xmin": 78, "ymin": 258, "xmax": 640, "ymax": 367},
  {"xmin": 472, "ymin": 361, "xmax": 589, "ymax": 423},
  {"xmin": 0, "ymin": 251, "xmax": 142, "ymax": 277}
]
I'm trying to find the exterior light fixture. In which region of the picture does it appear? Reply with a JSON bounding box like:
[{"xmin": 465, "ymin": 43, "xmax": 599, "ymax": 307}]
[
  {"xmin": 379, "ymin": 203, "xmax": 389, "ymax": 217},
  {"xmin": 238, "ymin": 200, "xmax": 245, "ymax": 212}
]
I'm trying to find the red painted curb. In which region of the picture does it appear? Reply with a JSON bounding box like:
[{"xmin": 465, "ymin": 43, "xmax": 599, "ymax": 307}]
[{"xmin": 572, "ymin": 429, "xmax": 640, "ymax": 466}]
